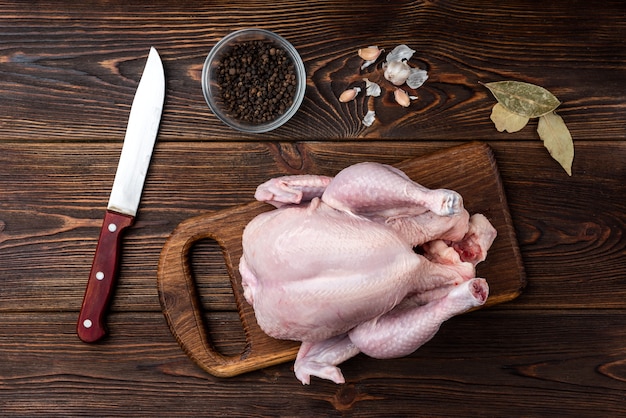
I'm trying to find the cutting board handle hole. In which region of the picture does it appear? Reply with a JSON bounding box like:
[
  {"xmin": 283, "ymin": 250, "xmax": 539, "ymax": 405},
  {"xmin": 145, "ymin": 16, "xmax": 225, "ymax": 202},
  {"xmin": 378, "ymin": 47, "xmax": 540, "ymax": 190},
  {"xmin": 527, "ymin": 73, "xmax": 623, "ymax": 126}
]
[{"xmin": 190, "ymin": 238, "xmax": 247, "ymax": 357}]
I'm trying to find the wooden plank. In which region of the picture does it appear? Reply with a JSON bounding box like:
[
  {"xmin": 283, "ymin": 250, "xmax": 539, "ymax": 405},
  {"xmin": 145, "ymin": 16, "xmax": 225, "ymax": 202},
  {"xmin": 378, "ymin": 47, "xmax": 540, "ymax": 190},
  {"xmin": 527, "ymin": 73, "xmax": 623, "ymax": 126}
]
[
  {"xmin": 1, "ymin": 310, "xmax": 626, "ymax": 415},
  {"xmin": 0, "ymin": 1, "xmax": 623, "ymax": 415},
  {"xmin": 0, "ymin": 1, "xmax": 623, "ymax": 141},
  {"xmin": 0, "ymin": 141, "xmax": 624, "ymax": 313}
]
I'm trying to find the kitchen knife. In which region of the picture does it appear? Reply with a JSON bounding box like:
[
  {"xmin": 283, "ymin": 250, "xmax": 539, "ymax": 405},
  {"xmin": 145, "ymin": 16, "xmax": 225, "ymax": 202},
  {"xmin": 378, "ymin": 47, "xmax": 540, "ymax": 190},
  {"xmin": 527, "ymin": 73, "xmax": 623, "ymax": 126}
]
[{"xmin": 77, "ymin": 47, "xmax": 165, "ymax": 343}]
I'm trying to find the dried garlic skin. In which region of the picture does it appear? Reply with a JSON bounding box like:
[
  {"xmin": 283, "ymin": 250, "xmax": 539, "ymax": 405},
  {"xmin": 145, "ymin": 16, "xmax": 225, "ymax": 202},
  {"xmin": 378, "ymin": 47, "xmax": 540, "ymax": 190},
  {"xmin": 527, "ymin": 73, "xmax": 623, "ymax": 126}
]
[
  {"xmin": 406, "ymin": 68, "xmax": 428, "ymax": 89},
  {"xmin": 361, "ymin": 60, "xmax": 375, "ymax": 70},
  {"xmin": 362, "ymin": 110, "xmax": 376, "ymax": 126},
  {"xmin": 363, "ymin": 78, "xmax": 381, "ymax": 97},
  {"xmin": 384, "ymin": 61, "xmax": 412, "ymax": 86},
  {"xmin": 394, "ymin": 88, "xmax": 411, "ymax": 107},
  {"xmin": 386, "ymin": 44, "xmax": 416, "ymax": 63},
  {"xmin": 339, "ymin": 87, "xmax": 361, "ymax": 102}
]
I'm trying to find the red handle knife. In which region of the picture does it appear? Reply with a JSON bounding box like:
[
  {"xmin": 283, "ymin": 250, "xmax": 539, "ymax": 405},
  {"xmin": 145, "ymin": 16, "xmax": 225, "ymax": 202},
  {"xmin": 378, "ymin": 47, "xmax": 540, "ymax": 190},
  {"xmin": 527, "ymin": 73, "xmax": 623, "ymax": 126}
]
[{"xmin": 77, "ymin": 47, "xmax": 165, "ymax": 342}]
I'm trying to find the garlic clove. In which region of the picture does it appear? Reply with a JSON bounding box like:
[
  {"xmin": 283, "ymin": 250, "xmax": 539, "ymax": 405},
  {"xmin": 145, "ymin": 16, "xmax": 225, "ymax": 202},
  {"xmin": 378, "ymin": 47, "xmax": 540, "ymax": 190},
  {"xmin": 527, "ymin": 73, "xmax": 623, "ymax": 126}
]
[
  {"xmin": 358, "ymin": 46, "xmax": 382, "ymax": 61},
  {"xmin": 359, "ymin": 46, "xmax": 383, "ymax": 69},
  {"xmin": 394, "ymin": 88, "xmax": 411, "ymax": 107},
  {"xmin": 339, "ymin": 87, "xmax": 362, "ymax": 102},
  {"xmin": 384, "ymin": 61, "xmax": 412, "ymax": 86}
]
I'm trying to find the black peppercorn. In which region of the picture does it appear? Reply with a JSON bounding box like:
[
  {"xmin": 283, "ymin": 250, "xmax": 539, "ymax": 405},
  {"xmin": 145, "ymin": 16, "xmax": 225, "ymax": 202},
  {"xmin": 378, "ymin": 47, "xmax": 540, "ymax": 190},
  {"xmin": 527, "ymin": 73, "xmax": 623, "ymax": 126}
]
[{"xmin": 216, "ymin": 39, "xmax": 297, "ymax": 125}]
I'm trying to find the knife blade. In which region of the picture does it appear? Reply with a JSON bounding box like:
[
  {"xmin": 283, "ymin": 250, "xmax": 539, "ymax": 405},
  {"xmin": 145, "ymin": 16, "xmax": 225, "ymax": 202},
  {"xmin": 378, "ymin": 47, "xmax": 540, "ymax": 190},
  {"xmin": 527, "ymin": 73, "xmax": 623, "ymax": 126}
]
[{"xmin": 77, "ymin": 47, "xmax": 165, "ymax": 343}]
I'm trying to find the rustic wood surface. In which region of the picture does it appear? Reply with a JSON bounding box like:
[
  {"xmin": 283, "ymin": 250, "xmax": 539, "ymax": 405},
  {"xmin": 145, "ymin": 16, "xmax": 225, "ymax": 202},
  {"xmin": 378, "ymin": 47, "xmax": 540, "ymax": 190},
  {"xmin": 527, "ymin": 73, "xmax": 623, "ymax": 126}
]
[{"xmin": 1, "ymin": 0, "xmax": 625, "ymax": 416}]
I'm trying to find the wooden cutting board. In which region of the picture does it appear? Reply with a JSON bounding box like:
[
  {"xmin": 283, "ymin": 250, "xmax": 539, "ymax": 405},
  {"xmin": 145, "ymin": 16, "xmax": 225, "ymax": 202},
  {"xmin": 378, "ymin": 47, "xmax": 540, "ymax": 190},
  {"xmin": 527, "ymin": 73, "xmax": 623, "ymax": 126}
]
[{"xmin": 157, "ymin": 142, "xmax": 526, "ymax": 378}]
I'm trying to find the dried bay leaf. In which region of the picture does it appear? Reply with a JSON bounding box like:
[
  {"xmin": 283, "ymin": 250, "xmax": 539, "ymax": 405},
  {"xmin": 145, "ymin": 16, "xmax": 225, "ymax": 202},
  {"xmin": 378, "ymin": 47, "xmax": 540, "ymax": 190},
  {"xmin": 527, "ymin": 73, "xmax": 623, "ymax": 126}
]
[
  {"xmin": 537, "ymin": 111, "xmax": 574, "ymax": 176},
  {"xmin": 484, "ymin": 81, "xmax": 561, "ymax": 118},
  {"xmin": 490, "ymin": 103, "xmax": 530, "ymax": 133},
  {"xmin": 483, "ymin": 79, "xmax": 575, "ymax": 175}
]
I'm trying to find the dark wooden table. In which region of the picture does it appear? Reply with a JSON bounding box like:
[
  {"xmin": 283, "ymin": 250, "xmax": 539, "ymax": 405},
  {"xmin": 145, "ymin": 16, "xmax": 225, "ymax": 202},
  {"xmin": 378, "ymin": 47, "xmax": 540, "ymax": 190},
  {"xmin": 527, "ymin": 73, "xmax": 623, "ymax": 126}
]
[{"xmin": 1, "ymin": 1, "xmax": 625, "ymax": 416}]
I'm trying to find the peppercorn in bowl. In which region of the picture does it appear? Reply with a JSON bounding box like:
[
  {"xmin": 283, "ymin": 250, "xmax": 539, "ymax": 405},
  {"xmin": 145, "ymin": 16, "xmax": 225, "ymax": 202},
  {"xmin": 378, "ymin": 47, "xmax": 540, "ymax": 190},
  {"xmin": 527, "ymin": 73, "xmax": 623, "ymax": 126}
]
[{"xmin": 202, "ymin": 29, "xmax": 306, "ymax": 133}]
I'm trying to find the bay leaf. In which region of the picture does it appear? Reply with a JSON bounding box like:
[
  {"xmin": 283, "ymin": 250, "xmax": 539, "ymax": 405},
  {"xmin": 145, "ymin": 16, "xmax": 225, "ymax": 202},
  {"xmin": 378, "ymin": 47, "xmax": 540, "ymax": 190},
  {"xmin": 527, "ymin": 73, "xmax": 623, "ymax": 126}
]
[
  {"xmin": 537, "ymin": 111, "xmax": 574, "ymax": 176},
  {"xmin": 490, "ymin": 103, "xmax": 530, "ymax": 133},
  {"xmin": 484, "ymin": 81, "xmax": 561, "ymax": 118}
]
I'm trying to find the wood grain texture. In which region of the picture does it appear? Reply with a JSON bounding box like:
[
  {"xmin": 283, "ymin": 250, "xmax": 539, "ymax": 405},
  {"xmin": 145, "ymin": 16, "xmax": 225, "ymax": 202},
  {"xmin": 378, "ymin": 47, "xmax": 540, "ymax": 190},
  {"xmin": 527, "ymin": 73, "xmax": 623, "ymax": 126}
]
[
  {"xmin": 0, "ymin": 0, "xmax": 623, "ymax": 141},
  {"xmin": 1, "ymin": 141, "xmax": 623, "ymax": 313},
  {"xmin": 1, "ymin": 0, "xmax": 626, "ymax": 415},
  {"xmin": 2, "ymin": 310, "xmax": 626, "ymax": 416}
]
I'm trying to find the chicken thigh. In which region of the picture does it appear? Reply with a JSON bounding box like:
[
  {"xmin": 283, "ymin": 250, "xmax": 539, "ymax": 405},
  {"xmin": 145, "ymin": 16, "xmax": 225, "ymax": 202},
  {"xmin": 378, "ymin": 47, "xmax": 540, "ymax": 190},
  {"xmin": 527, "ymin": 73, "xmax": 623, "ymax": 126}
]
[{"xmin": 239, "ymin": 162, "xmax": 496, "ymax": 384}]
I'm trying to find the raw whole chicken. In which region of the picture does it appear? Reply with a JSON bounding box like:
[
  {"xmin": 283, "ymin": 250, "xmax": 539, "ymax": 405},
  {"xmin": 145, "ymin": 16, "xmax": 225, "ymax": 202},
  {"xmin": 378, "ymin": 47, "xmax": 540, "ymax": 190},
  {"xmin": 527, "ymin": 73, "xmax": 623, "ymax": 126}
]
[{"xmin": 239, "ymin": 162, "xmax": 497, "ymax": 384}]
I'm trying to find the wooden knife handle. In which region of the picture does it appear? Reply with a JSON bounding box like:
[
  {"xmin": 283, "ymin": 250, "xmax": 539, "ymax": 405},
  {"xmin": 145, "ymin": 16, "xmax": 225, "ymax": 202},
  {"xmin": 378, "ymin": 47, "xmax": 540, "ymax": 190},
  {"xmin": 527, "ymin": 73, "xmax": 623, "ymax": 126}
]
[
  {"xmin": 77, "ymin": 210, "xmax": 134, "ymax": 343},
  {"xmin": 157, "ymin": 201, "xmax": 299, "ymax": 378}
]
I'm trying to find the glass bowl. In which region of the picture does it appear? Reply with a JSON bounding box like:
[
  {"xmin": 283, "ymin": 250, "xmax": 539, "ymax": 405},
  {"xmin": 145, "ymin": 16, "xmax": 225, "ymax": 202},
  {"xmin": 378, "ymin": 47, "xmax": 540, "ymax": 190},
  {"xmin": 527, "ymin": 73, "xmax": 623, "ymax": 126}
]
[{"xmin": 202, "ymin": 28, "xmax": 306, "ymax": 133}]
